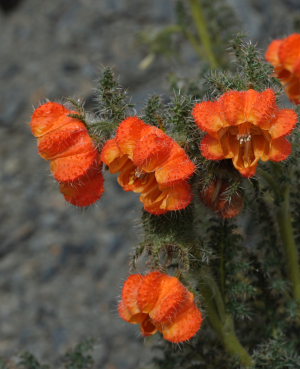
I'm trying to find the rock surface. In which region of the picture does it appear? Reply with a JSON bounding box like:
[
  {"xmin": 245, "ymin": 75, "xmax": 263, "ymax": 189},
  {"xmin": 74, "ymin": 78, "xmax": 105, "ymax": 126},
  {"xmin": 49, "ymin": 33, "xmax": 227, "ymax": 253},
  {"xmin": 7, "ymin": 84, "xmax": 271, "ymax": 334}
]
[{"xmin": 0, "ymin": 0, "xmax": 299, "ymax": 368}]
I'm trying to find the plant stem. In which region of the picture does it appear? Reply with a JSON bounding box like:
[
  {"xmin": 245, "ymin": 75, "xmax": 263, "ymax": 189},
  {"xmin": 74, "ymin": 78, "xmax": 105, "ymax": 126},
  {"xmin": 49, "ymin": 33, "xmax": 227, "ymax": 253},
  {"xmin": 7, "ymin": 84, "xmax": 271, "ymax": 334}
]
[
  {"xmin": 257, "ymin": 168, "xmax": 282, "ymax": 200},
  {"xmin": 199, "ymin": 268, "xmax": 253, "ymax": 367},
  {"xmin": 258, "ymin": 169, "xmax": 300, "ymax": 306},
  {"xmin": 277, "ymin": 186, "xmax": 300, "ymax": 304},
  {"xmin": 188, "ymin": 0, "xmax": 219, "ymax": 69}
]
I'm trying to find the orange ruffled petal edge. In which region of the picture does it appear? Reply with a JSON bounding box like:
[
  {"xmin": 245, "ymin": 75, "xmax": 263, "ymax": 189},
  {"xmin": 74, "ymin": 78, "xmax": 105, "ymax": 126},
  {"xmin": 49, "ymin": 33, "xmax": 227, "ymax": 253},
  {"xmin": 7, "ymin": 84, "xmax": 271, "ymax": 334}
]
[
  {"xmin": 101, "ymin": 117, "xmax": 196, "ymax": 214},
  {"xmin": 30, "ymin": 102, "xmax": 104, "ymax": 207},
  {"xmin": 265, "ymin": 34, "xmax": 300, "ymax": 104},
  {"xmin": 193, "ymin": 89, "xmax": 297, "ymax": 177},
  {"xmin": 119, "ymin": 271, "xmax": 203, "ymax": 343}
]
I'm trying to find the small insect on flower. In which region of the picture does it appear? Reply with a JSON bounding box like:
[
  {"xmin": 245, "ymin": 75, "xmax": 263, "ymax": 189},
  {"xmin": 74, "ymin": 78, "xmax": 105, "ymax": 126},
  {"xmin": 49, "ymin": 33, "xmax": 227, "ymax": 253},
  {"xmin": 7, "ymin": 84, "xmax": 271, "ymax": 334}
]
[
  {"xmin": 193, "ymin": 89, "xmax": 298, "ymax": 177},
  {"xmin": 119, "ymin": 271, "xmax": 203, "ymax": 343},
  {"xmin": 266, "ymin": 33, "xmax": 300, "ymax": 104},
  {"xmin": 101, "ymin": 117, "xmax": 196, "ymax": 214},
  {"xmin": 30, "ymin": 102, "xmax": 104, "ymax": 206}
]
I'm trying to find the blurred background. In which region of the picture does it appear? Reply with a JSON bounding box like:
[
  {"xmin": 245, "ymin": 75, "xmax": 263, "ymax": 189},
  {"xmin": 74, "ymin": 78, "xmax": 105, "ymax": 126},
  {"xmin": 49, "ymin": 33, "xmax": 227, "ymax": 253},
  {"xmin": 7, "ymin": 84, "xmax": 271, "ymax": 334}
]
[{"xmin": 0, "ymin": 0, "xmax": 299, "ymax": 368}]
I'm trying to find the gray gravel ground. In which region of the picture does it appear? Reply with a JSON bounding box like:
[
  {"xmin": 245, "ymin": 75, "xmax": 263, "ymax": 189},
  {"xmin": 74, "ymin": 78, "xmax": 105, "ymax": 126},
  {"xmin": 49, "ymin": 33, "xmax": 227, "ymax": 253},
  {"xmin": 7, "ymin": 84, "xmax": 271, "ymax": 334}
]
[{"xmin": 1, "ymin": 0, "xmax": 299, "ymax": 368}]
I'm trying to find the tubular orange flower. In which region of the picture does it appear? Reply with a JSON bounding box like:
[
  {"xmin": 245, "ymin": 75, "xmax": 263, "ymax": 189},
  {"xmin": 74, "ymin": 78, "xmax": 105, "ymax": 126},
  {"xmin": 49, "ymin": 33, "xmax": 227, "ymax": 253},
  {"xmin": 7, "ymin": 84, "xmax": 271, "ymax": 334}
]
[
  {"xmin": 266, "ymin": 34, "xmax": 300, "ymax": 104},
  {"xmin": 200, "ymin": 179, "xmax": 244, "ymax": 218},
  {"xmin": 193, "ymin": 89, "xmax": 298, "ymax": 177},
  {"xmin": 101, "ymin": 117, "xmax": 196, "ymax": 214},
  {"xmin": 30, "ymin": 102, "xmax": 104, "ymax": 206},
  {"xmin": 119, "ymin": 271, "xmax": 203, "ymax": 343}
]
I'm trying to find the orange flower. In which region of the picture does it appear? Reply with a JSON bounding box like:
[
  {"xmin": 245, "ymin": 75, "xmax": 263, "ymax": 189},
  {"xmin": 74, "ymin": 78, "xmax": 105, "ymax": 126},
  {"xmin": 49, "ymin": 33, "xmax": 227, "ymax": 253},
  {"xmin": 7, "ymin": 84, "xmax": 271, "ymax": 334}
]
[
  {"xmin": 31, "ymin": 102, "xmax": 104, "ymax": 206},
  {"xmin": 200, "ymin": 179, "xmax": 243, "ymax": 218},
  {"xmin": 193, "ymin": 89, "xmax": 297, "ymax": 177},
  {"xmin": 119, "ymin": 271, "xmax": 203, "ymax": 343},
  {"xmin": 266, "ymin": 34, "xmax": 300, "ymax": 104},
  {"xmin": 101, "ymin": 117, "xmax": 196, "ymax": 214}
]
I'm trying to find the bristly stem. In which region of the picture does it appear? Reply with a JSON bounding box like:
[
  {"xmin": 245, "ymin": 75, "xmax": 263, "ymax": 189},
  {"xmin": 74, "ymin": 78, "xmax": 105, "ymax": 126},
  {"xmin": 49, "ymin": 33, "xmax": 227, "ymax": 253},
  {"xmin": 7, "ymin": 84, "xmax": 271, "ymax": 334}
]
[
  {"xmin": 188, "ymin": 0, "xmax": 219, "ymax": 69},
  {"xmin": 199, "ymin": 267, "xmax": 253, "ymax": 367},
  {"xmin": 277, "ymin": 186, "xmax": 300, "ymax": 305},
  {"xmin": 259, "ymin": 169, "xmax": 300, "ymax": 307}
]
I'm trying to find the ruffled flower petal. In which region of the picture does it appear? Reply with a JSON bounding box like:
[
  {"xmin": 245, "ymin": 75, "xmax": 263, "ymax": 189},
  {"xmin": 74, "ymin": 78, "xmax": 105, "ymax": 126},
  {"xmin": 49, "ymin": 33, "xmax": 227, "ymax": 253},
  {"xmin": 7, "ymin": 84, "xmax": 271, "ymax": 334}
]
[
  {"xmin": 285, "ymin": 76, "xmax": 300, "ymax": 104},
  {"xmin": 31, "ymin": 102, "xmax": 105, "ymax": 207},
  {"xmin": 268, "ymin": 137, "xmax": 292, "ymax": 162},
  {"xmin": 116, "ymin": 117, "xmax": 150, "ymax": 159},
  {"xmin": 194, "ymin": 89, "xmax": 297, "ymax": 177},
  {"xmin": 119, "ymin": 271, "xmax": 203, "ymax": 342},
  {"xmin": 200, "ymin": 134, "xmax": 224, "ymax": 160},
  {"xmin": 278, "ymin": 33, "xmax": 300, "ymax": 70},
  {"xmin": 31, "ymin": 102, "xmax": 75, "ymax": 137},
  {"xmin": 50, "ymin": 149, "xmax": 98, "ymax": 182},
  {"xmin": 121, "ymin": 274, "xmax": 144, "ymax": 317},
  {"xmin": 133, "ymin": 130, "xmax": 172, "ymax": 172},
  {"xmin": 193, "ymin": 101, "xmax": 225, "ymax": 136},
  {"xmin": 103, "ymin": 117, "xmax": 195, "ymax": 214},
  {"xmin": 220, "ymin": 90, "xmax": 245, "ymax": 125},
  {"xmin": 60, "ymin": 165, "xmax": 104, "ymax": 207},
  {"xmin": 265, "ymin": 39, "xmax": 282, "ymax": 65},
  {"xmin": 266, "ymin": 34, "xmax": 300, "ymax": 104},
  {"xmin": 38, "ymin": 125, "xmax": 93, "ymax": 160},
  {"xmin": 161, "ymin": 297, "xmax": 203, "ymax": 343},
  {"xmin": 154, "ymin": 150, "xmax": 196, "ymax": 185},
  {"xmin": 148, "ymin": 274, "xmax": 189, "ymax": 323},
  {"xmin": 137, "ymin": 271, "xmax": 164, "ymax": 313},
  {"xmin": 269, "ymin": 109, "xmax": 298, "ymax": 139}
]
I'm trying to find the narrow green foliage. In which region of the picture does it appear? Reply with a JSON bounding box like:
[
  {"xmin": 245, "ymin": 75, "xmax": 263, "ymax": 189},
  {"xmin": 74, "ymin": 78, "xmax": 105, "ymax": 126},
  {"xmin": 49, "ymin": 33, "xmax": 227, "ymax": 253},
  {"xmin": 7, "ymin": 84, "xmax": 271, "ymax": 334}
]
[
  {"xmin": 18, "ymin": 353, "xmax": 49, "ymax": 369},
  {"xmin": 152, "ymin": 337, "xmax": 238, "ymax": 369},
  {"xmin": 205, "ymin": 35, "xmax": 282, "ymax": 97},
  {"xmin": 167, "ymin": 92, "xmax": 200, "ymax": 154},
  {"xmin": 64, "ymin": 339, "xmax": 95, "ymax": 369},
  {"xmin": 176, "ymin": 0, "xmax": 239, "ymax": 68},
  {"xmin": 65, "ymin": 98, "xmax": 87, "ymax": 125},
  {"xmin": 142, "ymin": 95, "xmax": 166, "ymax": 128},
  {"xmin": 132, "ymin": 209, "xmax": 196, "ymax": 272},
  {"xmin": 229, "ymin": 34, "xmax": 281, "ymax": 91},
  {"xmin": 94, "ymin": 67, "xmax": 134, "ymax": 138},
  {"xmin": 205, "ymin": 70, "xmax": 247, "ymax": 96},
  {"xmin": 253, "ymin": 334, "xmax": 300, "ymax": 369},
  {"xmin": 17, "ymin": 341, "xmax": 95, "ymax": 369},
  {"xmin": 197, "ymin": 0, "xmax": 240, "ymax": 67},
  {"xmin": 142, "ymin": 208, "xmax": 195, "ymax": 246},
  {"xmin": 291, "ymin": 124, "xmax": 300, "ymax": 247},
  {"xmin": 205, "ymin": 218, "xmax": 256, "ymax": 321},
  {"xmin": 66, "ymin": 98, "xmax": 86, "ymax": 116}
]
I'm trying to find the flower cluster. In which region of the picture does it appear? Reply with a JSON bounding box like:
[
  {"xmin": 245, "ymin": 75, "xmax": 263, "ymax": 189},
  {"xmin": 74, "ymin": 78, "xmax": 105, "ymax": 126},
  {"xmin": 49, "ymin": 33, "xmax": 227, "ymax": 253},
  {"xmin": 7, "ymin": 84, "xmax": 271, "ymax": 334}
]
[
  {"xmin": 30, "ymin": 102, "xmax": 104, "ymax": 206},
  {"xmin": 266, "ymin": 33, "xmax": 300, "ymax": 104},
  {"xmin": 101, "ymin": 117, "xmax": 196, "ymax": 214},
  {"xmin": 119, "ymin": 271, "xmax": 203, "ymax": 343},
  {"xmin": 193, "ymin": 89, "xmax": 297, "ymax": 177}
]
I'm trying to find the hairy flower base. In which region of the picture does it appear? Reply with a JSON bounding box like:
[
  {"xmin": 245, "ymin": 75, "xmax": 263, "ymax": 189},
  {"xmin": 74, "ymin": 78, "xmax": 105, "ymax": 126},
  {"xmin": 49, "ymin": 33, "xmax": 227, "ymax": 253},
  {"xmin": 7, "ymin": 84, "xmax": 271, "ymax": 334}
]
[
  {"xmin": 200, "ymin": 179, "xmax": 243, "ymax": 218},
  {"xmin": 31, "ymin": 102, "xmax": 104, "ymax": 206},
  {"xmin": 119, "ymin": 271, "xmax": 203, "ymax": 343},
  {"xmin": 101, "ymin": 117, "xmax": 196, "ymax": 214},
  {"xmin": 193, "ymin": 89, "xmax": 297, "ymax": 177},
  {"xmin": 266, "ymin": 33, "xmax": 300, "ymax": 104}
]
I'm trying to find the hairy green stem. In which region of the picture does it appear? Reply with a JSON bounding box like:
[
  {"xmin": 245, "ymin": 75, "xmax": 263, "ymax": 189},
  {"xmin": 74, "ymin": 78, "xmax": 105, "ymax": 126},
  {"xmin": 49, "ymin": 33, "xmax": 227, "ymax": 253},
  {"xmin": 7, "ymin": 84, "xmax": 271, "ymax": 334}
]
[
  {"xmin": 277, "ymin": 186, "xmax": 300, "ymax": 304},
  {"xmin": 188, "ymin": 0, "xmax": 219, "ymax": 69},
  {"xmin": 200, "ymin": 268, "xmax": 253, "ymax": 367},
  {"xmin": 257, "ymin": 168, "xmax": 282, "ymax": 200},
  {"xmin": 220, "ymin": 221, "xmax": 227, "ymax": 299},
  {"xmin": 259, "ymin": 169, "xmax": 300, "ymax": 306}
]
